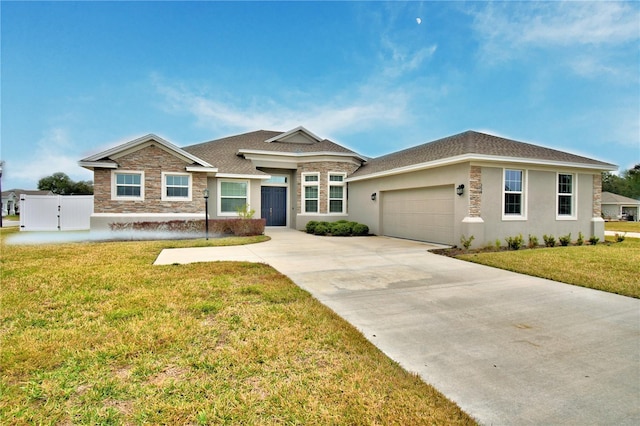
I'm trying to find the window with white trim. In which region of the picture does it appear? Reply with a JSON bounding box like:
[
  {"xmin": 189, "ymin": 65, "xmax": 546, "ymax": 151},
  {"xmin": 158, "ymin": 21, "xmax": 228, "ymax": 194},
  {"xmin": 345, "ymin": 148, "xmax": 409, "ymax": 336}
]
[
  {"xmin": 503, "ymin": 169, "xmax": 525, "ymax": 218},
  {"xmin": 302, "ymin": 173, "xmax": 319, "ymax": 213},
  {"xmin": 162, "ymin": 172, "xmax": 191, "ymax": 201},
  {"xmin": 557, "ymin": 173, "xmax": 575, "ymax": 218},
  {"xmin": 112, "ymin": 171, "xmax": 144, "ymax": 200},
  {"xmin": 218, "ymin": 180, "xmax": 248, "ymax": 215},
  {"xmin": 328, "ymin": 173, "xmax": 346, "ymax": 213}
]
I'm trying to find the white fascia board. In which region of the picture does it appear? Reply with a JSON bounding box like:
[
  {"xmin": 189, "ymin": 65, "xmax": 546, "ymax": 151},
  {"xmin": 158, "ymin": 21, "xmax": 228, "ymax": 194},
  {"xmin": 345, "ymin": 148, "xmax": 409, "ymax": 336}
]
[
  {"xmin": 185, "ymin": 166, "xmax": 219, "ymax": 173},
  {"xmin": 467, "ymin": 154, "xmax": 618, "ymax": 171},
  {"xmin": 78, "ymin": 161, "xmax": 118, "ymax": 170},
  {"xmin": 264, "ymin": 126, "xmax": 322, "ymax": 143},
  {"xmin": 81, "ymin": 133, "xmax": 214, "ymax": 168},
  {"xmin": 215, "ymin": 173, "xmax": 272, "ymax": 180},
  {"xmin": 346, "ymin": 154, "xmax": 616, "ymax": 182},
  {"xmin": 239, "ymin": 149, "xmax": 366, "ymax": 162}
]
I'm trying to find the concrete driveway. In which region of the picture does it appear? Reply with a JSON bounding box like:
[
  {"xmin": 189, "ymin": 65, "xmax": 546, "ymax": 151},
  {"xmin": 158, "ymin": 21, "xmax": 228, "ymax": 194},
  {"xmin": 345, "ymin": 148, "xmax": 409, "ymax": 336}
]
[{"xmin": 155, "ymin": 228, "xmax": 640, "ymax": 425}]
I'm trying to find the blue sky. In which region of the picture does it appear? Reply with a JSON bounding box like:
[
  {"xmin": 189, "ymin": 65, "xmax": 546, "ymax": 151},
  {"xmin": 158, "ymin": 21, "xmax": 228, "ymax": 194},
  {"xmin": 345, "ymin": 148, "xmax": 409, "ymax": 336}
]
[{"xmin": 2, "ymin": 1, "xmax": 639, "ymax": 190}]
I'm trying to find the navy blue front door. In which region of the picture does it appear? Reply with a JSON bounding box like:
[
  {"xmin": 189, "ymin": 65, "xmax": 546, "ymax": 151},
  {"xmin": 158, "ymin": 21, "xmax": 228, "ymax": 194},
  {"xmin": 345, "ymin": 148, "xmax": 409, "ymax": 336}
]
[{"xmin": 261, "ymin": 187, "xmax": 287, "ymax": 226}]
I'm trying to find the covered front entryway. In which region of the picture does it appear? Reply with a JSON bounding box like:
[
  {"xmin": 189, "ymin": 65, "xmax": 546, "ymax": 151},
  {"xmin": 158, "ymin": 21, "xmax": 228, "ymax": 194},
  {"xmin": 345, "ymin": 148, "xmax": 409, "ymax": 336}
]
[
  {"xmin": 381, "ymin": 185, "xmax": 454, "ymax": 244},
  {"xmin": 261, "ymin": 186, "xmax": 287, "ymax": 226}
]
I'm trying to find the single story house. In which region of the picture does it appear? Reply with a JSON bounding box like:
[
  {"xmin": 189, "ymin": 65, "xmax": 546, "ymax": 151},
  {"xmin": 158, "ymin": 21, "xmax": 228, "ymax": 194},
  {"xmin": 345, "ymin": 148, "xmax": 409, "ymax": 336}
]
[
  {"xmin": 79, "ymin": 127, "xmax": 616, "ymax": 247},
  {"xmin": 601, "ymin": 191, "xmax": 640, "ymax": 221}
]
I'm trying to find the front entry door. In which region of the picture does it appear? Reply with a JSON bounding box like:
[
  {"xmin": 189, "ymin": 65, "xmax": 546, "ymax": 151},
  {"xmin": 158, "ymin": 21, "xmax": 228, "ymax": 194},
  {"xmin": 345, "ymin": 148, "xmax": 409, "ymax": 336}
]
[{"xmin": 261, "ymin": 187, "xmax": 287, "ymax": 226}]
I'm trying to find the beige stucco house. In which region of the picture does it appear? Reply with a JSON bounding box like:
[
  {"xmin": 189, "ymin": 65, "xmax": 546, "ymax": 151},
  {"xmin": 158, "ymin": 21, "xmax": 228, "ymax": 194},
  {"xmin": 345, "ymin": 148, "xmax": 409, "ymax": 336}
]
[
  {"xmin": 601, "ymin": 191, "xmax": 640, "ymax": 221},
  {"xmin": 79, "ymin": 127, "xmax": 616, "ymax": 247}
]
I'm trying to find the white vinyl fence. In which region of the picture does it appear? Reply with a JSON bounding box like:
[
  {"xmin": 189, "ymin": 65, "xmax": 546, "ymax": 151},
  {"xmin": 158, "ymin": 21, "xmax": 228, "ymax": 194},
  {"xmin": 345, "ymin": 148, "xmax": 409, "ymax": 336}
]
[{"xmin": 19, "ymin": 194, "xmax": 93, "ymax": 231}]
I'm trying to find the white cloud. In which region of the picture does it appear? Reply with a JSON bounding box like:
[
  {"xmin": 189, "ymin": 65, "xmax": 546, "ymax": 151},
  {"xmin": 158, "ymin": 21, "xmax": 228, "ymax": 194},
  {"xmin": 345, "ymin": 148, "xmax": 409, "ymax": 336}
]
[
  {"xmin": 152, "ymin": 74, "xmax": 413, "ymax": 142},
  {"xmin": 6, "ymin": 127, "xmax": 93, "ymax": 189},
  {"xmin": 470, "ymin": 1, "xmax": 640, "ymax": 75}
]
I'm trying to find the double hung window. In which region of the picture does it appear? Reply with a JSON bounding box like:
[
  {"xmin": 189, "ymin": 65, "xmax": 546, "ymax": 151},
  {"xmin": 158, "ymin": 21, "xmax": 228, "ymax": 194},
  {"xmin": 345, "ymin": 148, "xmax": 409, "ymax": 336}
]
[
  {"xmin": 113, "ymin": 171, "xmax": 144, "ymax": 200},
  {"xmin": 557, "ymin": 173, "xmax": 575, "ymax": 218},
  {"xmin": 503, "ymin": 169, "xmax": 525, "ymax": 219},
  {"xmin": 219, "ymin": 180, "xmax": 248, "ymax": 215},
  {"xmin": 162, "ymin": 173, "xmax": 191, "ymax": 201},
  {"xmin": 302, "ymin": 173, "xmax": 319, "ymax": 213},
  {"xmin": 328, "ymin": 173, "xmax": 346, "ymax": 213}
]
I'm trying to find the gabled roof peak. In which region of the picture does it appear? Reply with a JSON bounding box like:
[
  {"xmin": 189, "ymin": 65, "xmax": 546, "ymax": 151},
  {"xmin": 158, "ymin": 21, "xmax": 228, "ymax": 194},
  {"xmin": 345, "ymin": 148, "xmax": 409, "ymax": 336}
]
[{"xmin": 265, "ymin": 126, "xmax": 323, "ymax": 144}]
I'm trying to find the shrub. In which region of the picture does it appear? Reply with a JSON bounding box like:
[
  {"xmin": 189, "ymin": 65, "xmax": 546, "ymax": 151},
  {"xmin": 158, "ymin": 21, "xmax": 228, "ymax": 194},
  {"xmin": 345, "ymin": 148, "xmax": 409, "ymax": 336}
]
[
  {"xmin": 528, "ymin": 234, "xmax": 539, "ymax": 249},
  {"xmin": 305, "ymin": 221, "xmax": 319, "ymax": 234},
  {"xmin": 314, "ymin": 223, "xmax": 330, "ymax": 236},
  {"xmin": 460, "ymin": 235, "xmax": 475, "ymax": 250},
  {"xmin": 576, "ymin": 232, "xmax": 584, "ymax": 246},
  {"xmin": 589, "ymin": 235, "xmax": 599, "ymax": 245},
  {"xmin": 495, "ymin": 239, "xmax": 501, "ymax": 250},
  {"xmin": 235, "ymin": 203, "xmax": 255, "ymax": 219},
  {"xmin": 558, "ymin": 233, "xmax": 571, "ymax": 247},
  {"xmin": 352, "ymin": 223, "xmax": 369, "ymax": 236},
  {"xmin": 331, "ymin": 222, "xmax": 352, "ymax": 236},
  {"xmin": 615, "ymin": 232, "xmax": 626, "ymax": 243},
  {"xmin": 505, "ymin": 234, "xmax": 523, "ymax": 250},
  {"xmin": 543, "ymin": 234, "xmax": 556, "ymax": 247}
]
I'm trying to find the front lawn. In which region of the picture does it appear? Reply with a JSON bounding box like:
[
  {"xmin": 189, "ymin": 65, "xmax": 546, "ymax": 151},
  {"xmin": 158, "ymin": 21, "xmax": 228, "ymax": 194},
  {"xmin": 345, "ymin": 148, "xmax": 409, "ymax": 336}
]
[
  {"xmin": 605, "ymin": 221, "xmax": 640, "ymax": 233},
  {"xmin": 0, "ymin": 229, "xmax": 474, "ymax": 425},
  {"xmin": 458, "ymin": 238, "xmax": 640, "ymax": 298}
]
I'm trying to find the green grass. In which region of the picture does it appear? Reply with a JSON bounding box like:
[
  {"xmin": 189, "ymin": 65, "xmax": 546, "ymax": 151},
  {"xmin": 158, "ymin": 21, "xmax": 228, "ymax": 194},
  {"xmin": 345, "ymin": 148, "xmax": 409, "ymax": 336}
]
[
  {"xmin": 0, "ymin": 228, "xmax": 474, "ymax": 425},
  {"xmin": 458, "ymin": 238, "xmax": 640, "ymax": 298},
  {"xmin": 605, "ymin": 221, "xmax": 640, "ymax": 233}
]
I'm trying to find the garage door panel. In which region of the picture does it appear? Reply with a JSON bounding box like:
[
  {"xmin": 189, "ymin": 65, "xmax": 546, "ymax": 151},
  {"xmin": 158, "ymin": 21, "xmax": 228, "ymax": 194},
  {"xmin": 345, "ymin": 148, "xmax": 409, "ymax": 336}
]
[{"xmin": 382, "ymin": 186, "xmax": 454, "ymax": 244}]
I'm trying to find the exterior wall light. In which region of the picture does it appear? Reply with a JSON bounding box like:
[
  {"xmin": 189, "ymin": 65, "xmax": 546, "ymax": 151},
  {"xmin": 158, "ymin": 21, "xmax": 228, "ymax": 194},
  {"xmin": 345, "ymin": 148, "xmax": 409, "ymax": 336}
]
[
  {"xmin": 456, "ymin": 184, "xmax": 465, "ymax": 196},
  {"xmin": 371, "ymin": 192, "xmax": 377, "ymax": 201}
]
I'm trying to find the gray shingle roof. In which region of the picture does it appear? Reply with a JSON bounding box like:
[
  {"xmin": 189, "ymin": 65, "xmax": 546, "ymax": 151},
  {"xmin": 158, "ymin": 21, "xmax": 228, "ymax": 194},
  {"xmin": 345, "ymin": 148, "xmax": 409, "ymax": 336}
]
[
  {"xmin": 349, "ymin": 130, "xmax": 616, "ymax": 178},
  {"xmin": 602, "ymin": 191, "xmax": 640, "ymax": 204},
  {"xmin": 182, "ymin": 130, "xmax": 362, "ymax": 175}
]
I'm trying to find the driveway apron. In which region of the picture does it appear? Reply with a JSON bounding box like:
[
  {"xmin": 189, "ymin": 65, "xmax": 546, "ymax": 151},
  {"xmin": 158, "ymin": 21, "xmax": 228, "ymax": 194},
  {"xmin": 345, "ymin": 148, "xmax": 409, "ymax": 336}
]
[{"xmin": 155, "ymin": 228, "xmax": 640, "ymax": 425}]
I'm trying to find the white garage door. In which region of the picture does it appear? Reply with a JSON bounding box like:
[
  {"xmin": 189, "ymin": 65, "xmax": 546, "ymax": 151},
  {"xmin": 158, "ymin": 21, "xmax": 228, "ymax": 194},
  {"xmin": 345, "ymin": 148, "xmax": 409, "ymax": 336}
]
[{"xmin": 382, "ymin": 185, "xmax": 454, "ymax": 244}]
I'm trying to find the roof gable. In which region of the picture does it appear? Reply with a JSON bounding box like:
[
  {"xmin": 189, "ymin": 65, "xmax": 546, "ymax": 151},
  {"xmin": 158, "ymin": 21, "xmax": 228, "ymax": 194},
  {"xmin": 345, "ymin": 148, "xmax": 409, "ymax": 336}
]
[
  {"xmin": 182, "ymin": 128, "xmax": 364, "ymax": 176},
  {"xmin": 79, "ymin": 134, "xmax": 214, "ymax": 170},
  {"xmin": 264, "ymin": 126, "xmax": 322, "ymax": 144},
  {"xmin": 348, "ymin": 130, "xmax": 617, "ymax": 180}
]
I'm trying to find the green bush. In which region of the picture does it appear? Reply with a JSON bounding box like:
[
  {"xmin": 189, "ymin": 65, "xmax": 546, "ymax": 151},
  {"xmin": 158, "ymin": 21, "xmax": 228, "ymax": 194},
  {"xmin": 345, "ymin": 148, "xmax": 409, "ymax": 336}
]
[
  {"xmin": 352, "ymin": 223, "xmax": 369, "ymax": 236},
  {"xmin": 528, "ymin": 234, "xmax": 539, "ymax": 249},
  {"xmin": 589, "ymin": 235, "xmax": 600, "ymax": 245},
  {"xmin": 615, "ymin": 232, "xmax": 626, "ymax": 243},
  {"xmin": 505, "ymin": 234, "xmax": 523, "ymax": 250},
  {"xmin": 331, "ymin": 222, "xmax": 352, "ymax": 236},
  {"xmin": 305, "ymin": 221, "xmax": 319, "ymax": 234},
  {"xmin": 543, "ymin": 234, "xmax": 556, "ymax": 247},
  {"xmin": 558, "ymin": 233, "xmax": 572, "ymax": 247},
  {"xmin": 314, "ymin": 223, "xmax": 330, "ymax": 236},
  {"xmin": 576, "ymin": 232, "xmax": 584, "ymax": 246}
]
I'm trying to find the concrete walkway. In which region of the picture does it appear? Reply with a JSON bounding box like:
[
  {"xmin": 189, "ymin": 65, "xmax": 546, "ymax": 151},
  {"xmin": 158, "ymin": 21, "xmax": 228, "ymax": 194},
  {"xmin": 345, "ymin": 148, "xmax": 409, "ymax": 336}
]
[{"xmin": 155, "ymin": 228, "xmax": 640, "ymax": 425}]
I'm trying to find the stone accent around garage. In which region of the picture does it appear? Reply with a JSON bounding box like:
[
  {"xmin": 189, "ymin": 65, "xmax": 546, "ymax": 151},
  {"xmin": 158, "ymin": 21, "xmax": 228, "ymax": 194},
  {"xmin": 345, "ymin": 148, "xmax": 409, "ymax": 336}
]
[{"xmin": 469, "ymin": 165, "xmax": 482, "ymax": 217}]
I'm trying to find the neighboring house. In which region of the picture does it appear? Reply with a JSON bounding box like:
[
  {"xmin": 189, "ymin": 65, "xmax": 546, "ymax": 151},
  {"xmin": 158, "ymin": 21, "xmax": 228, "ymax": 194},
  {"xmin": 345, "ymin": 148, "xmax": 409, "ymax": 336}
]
[
  {"xmin": 1, "ymin": 189, "xmax": 52, "ymax": 216},
  {"xmin": 79, "ymin": 127, "xmax": 616, "ymax": 247},
  {"xmin": 601, "ymin": 191, "xmax": 640, "ymax": 221}
]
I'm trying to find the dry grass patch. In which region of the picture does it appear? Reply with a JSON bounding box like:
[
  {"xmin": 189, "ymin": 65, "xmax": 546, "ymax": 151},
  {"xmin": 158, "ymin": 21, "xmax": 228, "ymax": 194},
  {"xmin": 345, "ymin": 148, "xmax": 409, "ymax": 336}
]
[
  {"xmin": 458, "ymin": 238, "xmax": 640, "ymax": 298},
  {"xmin": 1, "ymin": 230, "xmax": 474, "ymax": 425}
]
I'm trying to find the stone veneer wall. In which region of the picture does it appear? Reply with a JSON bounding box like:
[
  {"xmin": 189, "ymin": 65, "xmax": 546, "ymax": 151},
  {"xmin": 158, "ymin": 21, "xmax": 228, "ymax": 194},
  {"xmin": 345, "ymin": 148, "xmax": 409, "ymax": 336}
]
[
  {"xmin": 592, "ymin": 173, "xmax": 602, "ymax": 218},
  {"xmin": 296, "ymin": 161, "xmax": 361, "ymax": 214},
  {"xmin": 93, "ymin": 144, "xmax": 207, "ymax": 214},
  {"xmin": 469, "ymin": 165, "xmax": 482, "ymax": 217}
]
